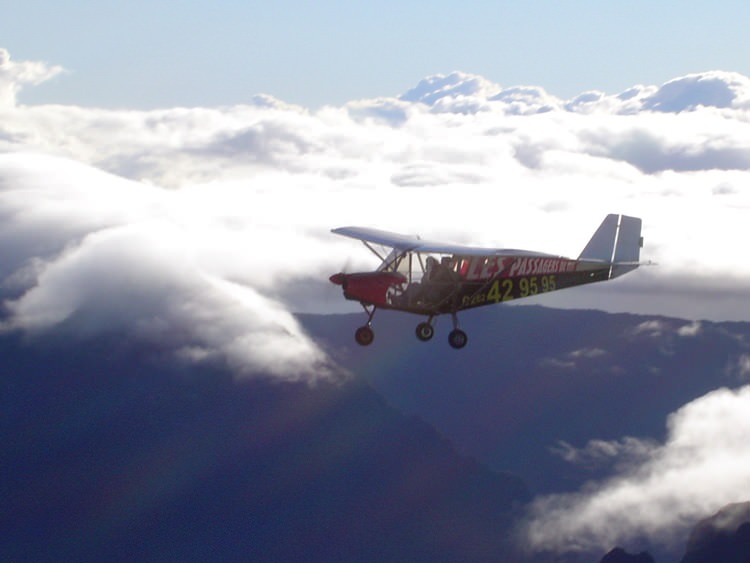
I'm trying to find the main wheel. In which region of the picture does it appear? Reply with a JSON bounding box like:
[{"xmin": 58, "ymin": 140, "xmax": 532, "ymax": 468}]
[
  {"xmin": 415, "ymin": 322, "xmax": 435, "ymax": 342},
  {"xmin": 355, "ymin": 325, "xmax": 374, "ymax": 346},
  {"xmin": 448, "ymin": 329, "xmax": 468, "ymax": 349}
]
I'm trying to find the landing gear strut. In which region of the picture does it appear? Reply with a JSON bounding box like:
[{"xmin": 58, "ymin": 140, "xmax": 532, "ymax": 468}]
[{"xmin": 354, "ymin": 304, "xmax": 376, "ymax": 346}]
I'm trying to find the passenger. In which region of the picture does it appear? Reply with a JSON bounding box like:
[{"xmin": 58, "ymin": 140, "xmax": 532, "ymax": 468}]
[
  {"xmin": 422, "ymin": 256, "xmax": 459, "ymax": 305},
  {"xmin": 434, "ymin": 256, "xmax": 460, "ymax": 283}
]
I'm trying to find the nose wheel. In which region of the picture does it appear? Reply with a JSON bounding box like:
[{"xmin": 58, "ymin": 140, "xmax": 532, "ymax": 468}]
[
  {"xmin": 355, "ymin": 325, "xmax": 375, "ymax": 346},
  {"xmin": 354, "ymin": 304, "xmax": 376, "ymax": 346}
]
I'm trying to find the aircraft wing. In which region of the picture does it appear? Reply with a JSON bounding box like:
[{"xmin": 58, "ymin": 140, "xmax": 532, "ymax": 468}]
[
  {"xmin": 332, "ymin": 227, "xmax": 423, "ymax": 251},
  {"xmin": 331, "ymin": 226, "xmax": 560, "ymax": 258}
]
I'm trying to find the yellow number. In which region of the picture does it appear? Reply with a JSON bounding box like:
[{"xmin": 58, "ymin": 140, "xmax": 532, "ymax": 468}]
[
  {"xmin": 529, "ymin": 277, "xmax": 539, "ymax": 295},
  {"xmin": 487, "ymin": 281, "xmax": 502, "ymax": 303},
  {"xmin": 541, "ymin": 276, "xmax": 549, "ymax": 292},
  {"xmin": 502, "ymin": 279, "xmax": 513, "ymax": 300},
  {"xmin": 549, "ymin": 275, "xmax": 557, "ymax": 291},
  {"xmin": 519, "ymin": 278, "xmax": 529, "ymax": 297},
  {"xmin": 488, "ymin": 279, "xmax": 515, "ymax": 302}
]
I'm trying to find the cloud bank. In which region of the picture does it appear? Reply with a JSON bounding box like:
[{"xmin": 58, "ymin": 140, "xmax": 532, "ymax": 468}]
[
  {"xmin": 5, "ymin": 49, "xmax": 750, "ymax": 378},
  {"xmin": 0, "ymin": 153, "xmax": 334, "ymax": 380},
  {"xmin": 523, "ymin": 384, "xmax": 750, "ymax": 554}
]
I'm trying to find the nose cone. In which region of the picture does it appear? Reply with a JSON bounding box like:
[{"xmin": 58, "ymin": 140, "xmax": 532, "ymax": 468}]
[{"xmin": 329, "ymin": 273, "xmax": 346, "ymax": 285}]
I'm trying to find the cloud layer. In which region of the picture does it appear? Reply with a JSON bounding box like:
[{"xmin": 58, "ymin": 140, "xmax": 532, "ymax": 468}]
[
  {"xmin": 5, "ymin": 49, "xmax": 750, "ymax": 378},
  {"xmin": 524, "ymin": 384, "xmax": 750, "ymax": 554},
  {"xmin": 0, "ymin": 153, "xmax": 334, "ymax": 380}
]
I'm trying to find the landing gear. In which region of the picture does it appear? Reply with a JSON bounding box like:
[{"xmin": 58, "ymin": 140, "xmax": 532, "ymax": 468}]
[
  {"xmin": 354, "ymin": 304, "xmax": 376, "ymax": 346},
  {"xmin": 355, "ymin": 325, "xmax": 374, "ymax": 346},
  {"xmin": 448, "ymin": 329, "xmax": 468, "ymax": 349},
  {"xmin": 447, "ymin": 312, "xmax": 467, "ymax": 349},
  {"xmin": 416, "ymin": 321, "xmax": 434, "ymax": 342},
  {"xmin": 414, "ymin": 313, "xmax": 468, "ymax": 348},
  {"xmin": 352, "ymin": 304, "xmax": 468, "ymax": 348}
]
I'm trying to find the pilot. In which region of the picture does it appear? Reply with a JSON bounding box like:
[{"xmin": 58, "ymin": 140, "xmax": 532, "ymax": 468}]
[{"xmin": 424, "ymin": 256, "xmax": 439, "ymax": 281}]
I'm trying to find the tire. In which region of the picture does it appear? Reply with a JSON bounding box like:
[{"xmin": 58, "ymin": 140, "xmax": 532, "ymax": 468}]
[
  {"xmin": 448, "ymin": 329, "xmax": 468, "ymax": 349},
  {"xmin": 355, "ymin": 326, "xmax": 374, "ymax": 346},
  {"xmin": 416, "ymin": 322, "xmax": 434, "ymax": 342}
]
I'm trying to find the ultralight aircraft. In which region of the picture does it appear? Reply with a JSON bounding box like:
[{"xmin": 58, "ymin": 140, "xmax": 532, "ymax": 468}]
[{"xmin": 330, "ymin": 214, "xmax": 643, "ymax": 348}]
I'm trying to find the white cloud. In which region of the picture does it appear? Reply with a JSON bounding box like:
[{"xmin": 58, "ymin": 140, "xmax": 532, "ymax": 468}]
[
  {"xmin": 551, "ymin": 436, "xmax": 658, "ymax": 470},
  {"xmin": 399, "ymin": 71, "xmax": 503, "ymax": 106},
  {"xmin": 642, "ymin": 71, "xmax": 750, "ymax": 112},
  {"xmin": 633, "ymin": 320, "xmax": 669, "ymax": 337},
  {"xmin": 725, "ymin": 354, "xmax": 750, "ymax": 381},
  {"xmin": 0, "ymin": 48, "xmax": 63, "ymax": 108},
  {"xmin": 0, "ymin": 153, "xmax": 336, "ymax": 381},
  {"xmin": 524, "ymin": 385, "xmax": 750, "ymax": 554},
  {"xmin": 569, "ymin": 347, "xmax": 608, "ymax": 359},
  {"xmin": 677, "ymin": 321, "xmax": 702, "ymax": 337}
]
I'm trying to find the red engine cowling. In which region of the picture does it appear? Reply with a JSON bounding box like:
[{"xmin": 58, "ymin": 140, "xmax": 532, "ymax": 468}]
[{"xmin": 329, "ymin": 271, "xmax": 406, "ymax": 306}]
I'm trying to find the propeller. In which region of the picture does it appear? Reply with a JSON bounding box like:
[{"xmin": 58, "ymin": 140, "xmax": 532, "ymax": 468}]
[
  {"xmin": 330, "ymin": 257, "xmax": 353, "ymax": 287},
  {"xmin": 329, "ymin": 272, "xmax": 346, "ymax": 286}
]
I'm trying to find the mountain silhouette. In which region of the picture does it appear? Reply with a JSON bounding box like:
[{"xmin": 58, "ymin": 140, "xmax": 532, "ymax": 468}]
[
  {"xmin": 681, "ymin": 502, "xmax": 750, "ymax": 563},
  {"xmin": 1, "ymin": 330, "xmax": 528, "ymax": 562},
  {"xmin": 302, "ymin": 306, "xmax": 750, "ymax": 494},
  {"xmin": 600, "ymin": 547, "xmax": 655, "ymax": 563},
  {"xmin": 7, "ymin": 305, "xmax": 750, "ymax": 562}
]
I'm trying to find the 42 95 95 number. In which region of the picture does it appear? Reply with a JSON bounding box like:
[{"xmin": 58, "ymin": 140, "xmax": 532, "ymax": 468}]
[{"xmin": 462, "ymin": 275, "xmax": 557, "ymax": 307}]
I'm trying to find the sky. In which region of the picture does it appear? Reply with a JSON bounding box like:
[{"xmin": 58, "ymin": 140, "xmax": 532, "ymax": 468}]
[
  {"xmin": 5, "ymin": 3, "xmax": 750, "ymax": 557},
  {"xmin": 5, "ymin": 0, "xmax": 750, "ymax": 109}
]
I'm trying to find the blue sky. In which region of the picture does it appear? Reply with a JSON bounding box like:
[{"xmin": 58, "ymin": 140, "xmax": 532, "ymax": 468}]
[{"xmin": 5, "ymin": 0, "xmax": 750, "ymax": 108}]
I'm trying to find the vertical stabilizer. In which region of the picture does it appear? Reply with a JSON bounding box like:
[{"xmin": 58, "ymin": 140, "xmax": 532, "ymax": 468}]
[{"xmin": 579, "ymin": 214, "xmax": 643, "ymax": 278}]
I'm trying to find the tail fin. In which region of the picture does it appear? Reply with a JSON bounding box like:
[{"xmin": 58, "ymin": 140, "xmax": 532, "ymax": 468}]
[{"xmin": 578, "ymin": 214, "xmax": 643, "ymax": 278}]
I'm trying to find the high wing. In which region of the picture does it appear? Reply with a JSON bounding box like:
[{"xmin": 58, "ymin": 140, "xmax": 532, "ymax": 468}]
[{"xmin": 331, "ymin": 226, "xmax": 559, "ymax": 258}]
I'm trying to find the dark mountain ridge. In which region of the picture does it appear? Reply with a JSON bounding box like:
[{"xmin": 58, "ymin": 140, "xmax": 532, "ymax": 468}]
[
  {"xmin": 1, "ymin": 330, "xmax": 528, "ymax": 562},
  {"xmin": 5, "ymin": 304, "xmax": 750, "ymax": 561},
  {"xmin": 301, "ymin": 306, "xmax": 750, "ymax": 494},
  {"xmin": 681, "ymin": 502, "xmax": 750, "ymax": 563},
  {"xmin": 302, "ymin": 305, "xmax": 750, "ymax": 561}
]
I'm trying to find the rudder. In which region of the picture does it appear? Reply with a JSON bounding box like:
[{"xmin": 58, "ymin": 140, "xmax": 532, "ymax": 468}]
[{"xmin": 579, "ymin": 214, "xmax": 642, "ymax": 278}]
